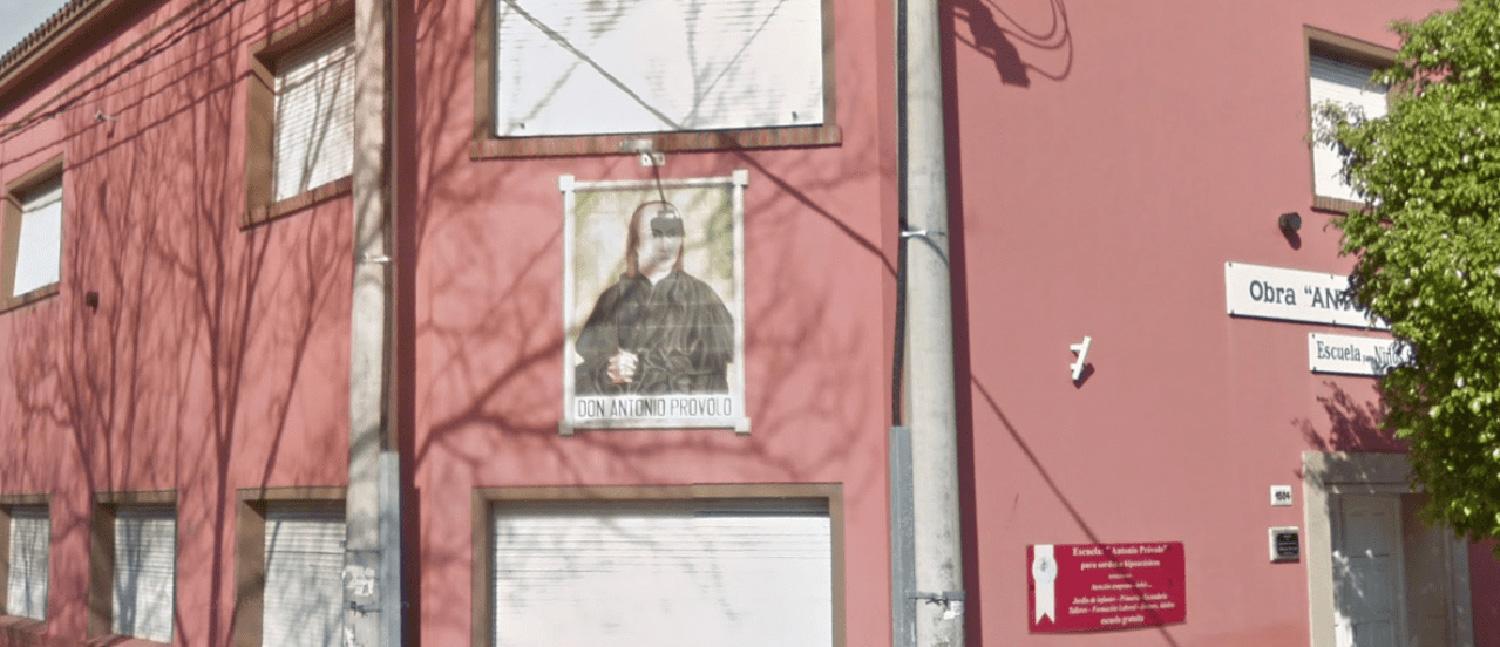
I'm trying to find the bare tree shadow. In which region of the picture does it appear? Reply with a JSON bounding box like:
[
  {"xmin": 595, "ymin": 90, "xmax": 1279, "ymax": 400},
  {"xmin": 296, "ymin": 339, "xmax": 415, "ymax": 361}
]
[
  {"xmin": 0, "ymin": 1, "xmax": 353, "ymax": 644},
  {"xmin": 964, "ymin": 379, "xmax": 1184, "ymax": 646},
  {"xmin": 1296, "ymin": 380, "xmax": 1403, "ymax": 456},
  {"xmin": 404, "ymin": 2, "xmax": 894, "ymax": 642}
]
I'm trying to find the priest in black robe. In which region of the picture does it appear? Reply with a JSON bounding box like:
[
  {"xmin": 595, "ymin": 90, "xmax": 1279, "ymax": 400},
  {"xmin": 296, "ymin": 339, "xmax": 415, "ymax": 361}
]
[{"xmin": 575, "ymin": 200, "xmax": 734, "ymax": 395}]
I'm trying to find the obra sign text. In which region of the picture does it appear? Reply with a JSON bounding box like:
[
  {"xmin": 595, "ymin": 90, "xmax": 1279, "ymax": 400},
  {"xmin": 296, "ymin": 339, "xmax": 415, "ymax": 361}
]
[
  {"xmin": 1225, "ymin": 263, "xmax": 1410, "ymax": 377},
  {"xmin": 1224, "ymin": 262, "xmax": 1387, "ymax": 329}
]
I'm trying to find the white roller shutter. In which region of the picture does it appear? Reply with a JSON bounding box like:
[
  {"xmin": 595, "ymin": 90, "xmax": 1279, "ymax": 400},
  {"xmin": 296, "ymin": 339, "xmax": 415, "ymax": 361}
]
[
  {"xmin": 492, "ymin": 498, "xmax": 832, "ymax": 647},
  {"xmin": 5, "ymin": 506, "xmax": 49, "ymax": 620},
  {"xmin": 113, "ymin": 506, "xmax": 175, "ymax": 642},
  {"xmin": 1310, "ymin": 54, "xmax": 1387, "ymax": 202},
  {"xmin": 494, "ymin": 0, "xmax": 825, "ymax": 136},
  {"xmin": 273, "ymin": 26, "xmax": 355, "ymax": 202},
  {"xmin": 11, "ymin": 177, "xmax": 62, "ymax": 297},
  {"xmin": 262, "ymin": 504, "xmax": 345, "ymax": 647}
]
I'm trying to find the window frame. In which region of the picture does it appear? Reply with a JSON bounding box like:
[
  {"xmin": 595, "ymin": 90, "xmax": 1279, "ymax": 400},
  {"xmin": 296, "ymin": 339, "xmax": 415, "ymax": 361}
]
[
  {"xmin": 470, "ymin": 483, "xmax": 845, "ymax": 647},
  {"xmin": 231, "ymin": 486, "xmax": 345, "ymax": 647},
  {"xmin": 88, "ymin": 490, "xmax": 177, "ymax": 644},
  {"xmin": 0, "ymin": 493, "xmax": 49, "ymax": 634},
  {"xmin": 470, "ymin": 0, "xmax": 841, "ymax": 159},
  {"xmin": 0, "ymin": 156, "xmax": 65, "ymax": 313},
  {"xmin": 1303, "ymin": 26, "xmax": 1396, "ymax": 214},
  {"xmin": 242, "ymin": 1, "xmax": 355, "ymax": 228}
]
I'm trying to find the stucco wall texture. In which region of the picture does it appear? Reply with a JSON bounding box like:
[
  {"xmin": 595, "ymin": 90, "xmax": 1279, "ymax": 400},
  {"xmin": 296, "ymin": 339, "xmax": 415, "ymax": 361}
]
[
  {"xmin": 0, "ymin": 0, "xmax": 1492, "ymax": 646},
  {"xmin": 944, "ymin": 0, "xmax": 1498, "ymax": 645}
]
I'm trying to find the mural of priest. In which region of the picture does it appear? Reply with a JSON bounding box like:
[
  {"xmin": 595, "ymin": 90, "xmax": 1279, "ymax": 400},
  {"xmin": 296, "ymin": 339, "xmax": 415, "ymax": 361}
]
[{"xmin": 574, "ymin": 199, "xmax": 734, "ymax": 396}]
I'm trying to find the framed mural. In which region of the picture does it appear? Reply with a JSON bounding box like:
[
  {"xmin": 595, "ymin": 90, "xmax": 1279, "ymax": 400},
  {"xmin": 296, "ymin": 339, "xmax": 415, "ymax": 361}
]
[{"xmin": 559, "ymin": 170, "xmax": 749, "ymax": 434}]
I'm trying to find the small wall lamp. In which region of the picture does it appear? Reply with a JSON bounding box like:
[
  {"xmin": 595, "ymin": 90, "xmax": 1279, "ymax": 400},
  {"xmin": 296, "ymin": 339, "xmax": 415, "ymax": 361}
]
[{"xmin": 1278, "ymin": 211, "xmax": 1302, "ymax": 234}]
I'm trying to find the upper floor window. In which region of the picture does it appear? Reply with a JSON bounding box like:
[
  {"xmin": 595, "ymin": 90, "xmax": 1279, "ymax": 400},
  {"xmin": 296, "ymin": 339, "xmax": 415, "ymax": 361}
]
[
  {"xmin": 474, "ymin": 0, "xmax": 840, "ymax": 157},
  {"xmin": 273, "ymin": 25, "xmax": 355, "ymax": 203},
  {"xmin": 242, "ymin": 10, "xmax": 355, "ymax": 227},
  {"xmin": 1306, "ymin": 29, "xmax": 1393, "ymax": 212},
  {"xmin": 1, "ymin": 162, "xmax": 64, "ymax": 308}
]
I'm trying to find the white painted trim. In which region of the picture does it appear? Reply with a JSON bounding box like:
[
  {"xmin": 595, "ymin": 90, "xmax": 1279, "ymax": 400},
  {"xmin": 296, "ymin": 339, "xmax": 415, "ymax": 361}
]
[{"xmin": 558, "ymin": 172, "xmax": 750, "ymax": 435}]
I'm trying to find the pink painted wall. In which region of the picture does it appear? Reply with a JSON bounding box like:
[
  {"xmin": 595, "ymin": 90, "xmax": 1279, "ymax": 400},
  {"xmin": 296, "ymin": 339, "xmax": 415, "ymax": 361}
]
[
  {"xmin": 943, "ymin": 0, "xmax": 1500, "ymax": 645},
  {"xmin": 400, "ymin": 0, "xmax": 899, "ymax": 643},
  {"xmin": 1, "ymin": 0, "xmax": 1494, "ymax": 645},
  {"xmin": 0, "ymin": 1, "xmax": 354, "ymax": 644}
]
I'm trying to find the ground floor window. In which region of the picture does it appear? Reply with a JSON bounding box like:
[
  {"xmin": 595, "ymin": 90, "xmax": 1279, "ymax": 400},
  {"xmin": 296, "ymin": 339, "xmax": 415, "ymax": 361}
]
[
  {"xmin": 112, "ymin": 505, "xmax": 176, "ymax": 642},
  {"xmin": 2, "ymin": 504, "xmax": 49, "ymax": 620},
  {"xmin": 232, "ymin": 488, "xmax": 345, "ymax": 647},
  {"xmin": 262, "ymin": 503, "xmax": 345, "ymax": 647},
  {"xmin": 475, "ymin": 485, "xmax": 842, "ymax": 647}
]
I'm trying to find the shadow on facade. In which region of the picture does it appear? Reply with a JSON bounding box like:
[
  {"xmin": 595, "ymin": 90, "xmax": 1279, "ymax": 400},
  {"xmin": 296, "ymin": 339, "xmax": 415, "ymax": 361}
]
[
  {"xmin": 1, "ymin": 1, "xmax": 352, "ymax": 644},
  {"xmin": 950, "ymin": 0, "xmax": 1073, "ymax": 87},
  {"xmin": 401, "ymin": 0, "xmax": 890, "ymax": 641},
  {"xmin": 965, "ymin": 378, "xmax": 1185, "ymax": 646}
]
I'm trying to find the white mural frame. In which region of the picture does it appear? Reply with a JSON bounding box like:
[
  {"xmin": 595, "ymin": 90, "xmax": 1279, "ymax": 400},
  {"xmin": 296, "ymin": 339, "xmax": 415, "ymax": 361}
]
[{"xmin": 559, "ymin": 170, "xmax": 750, "ymax": 435}]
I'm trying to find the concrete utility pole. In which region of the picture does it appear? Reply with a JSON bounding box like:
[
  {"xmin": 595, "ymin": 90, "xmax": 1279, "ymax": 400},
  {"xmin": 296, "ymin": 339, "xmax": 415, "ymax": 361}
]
[
  {"xmin": 347, "ymin": 0, "xmax": 403, "ymax": 644},
  {"xmin": 901, "ymin": 0, "xmax": 966, "ymax": 645}
]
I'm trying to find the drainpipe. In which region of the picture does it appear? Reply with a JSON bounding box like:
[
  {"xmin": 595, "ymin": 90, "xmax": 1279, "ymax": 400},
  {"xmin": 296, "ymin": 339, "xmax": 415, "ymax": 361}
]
[
  {"xmin": 896, "ymin": 0, "xmax": 965, "ymax": 646},
  {"xmin": 346, "ymin": 0, "xmax": 403, "ymax": 644}
]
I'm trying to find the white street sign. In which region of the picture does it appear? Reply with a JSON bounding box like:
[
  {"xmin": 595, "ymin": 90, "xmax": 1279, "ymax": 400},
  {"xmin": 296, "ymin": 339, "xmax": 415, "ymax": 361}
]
[
  {"xmin": 1308, "ymin": 333, "xmax": 1410, "ymax": 376},
  {"xmin": 1225, "ymin": 262, "xmax": 1386, "ymax": 329}
]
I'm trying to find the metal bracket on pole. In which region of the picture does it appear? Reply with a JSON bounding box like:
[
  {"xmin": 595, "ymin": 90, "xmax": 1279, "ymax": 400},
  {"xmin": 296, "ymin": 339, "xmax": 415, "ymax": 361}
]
[
  {"xmin": 900, "ymin": 228, "xmax": 946, "ymax": 240},
  {"xmin": 909, "ymin": 591, "xmax": 967, "ymax": 620},
  {"xmin": 909, "ymin": 591, "xmax": 966, "ymax": 603}
]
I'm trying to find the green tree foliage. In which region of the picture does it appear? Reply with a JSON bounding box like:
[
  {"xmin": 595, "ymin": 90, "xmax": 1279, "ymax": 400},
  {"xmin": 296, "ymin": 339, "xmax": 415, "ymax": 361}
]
[{"xmin": 1325, "ymin": 0, "xmax": 1500, "ymax": 542}]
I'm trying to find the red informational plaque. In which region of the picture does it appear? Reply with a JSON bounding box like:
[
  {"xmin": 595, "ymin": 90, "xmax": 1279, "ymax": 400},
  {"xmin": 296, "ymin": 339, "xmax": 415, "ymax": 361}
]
[{"xmin": 1026, "ymin": 542, "xmax": 1186, "ymax": 633}]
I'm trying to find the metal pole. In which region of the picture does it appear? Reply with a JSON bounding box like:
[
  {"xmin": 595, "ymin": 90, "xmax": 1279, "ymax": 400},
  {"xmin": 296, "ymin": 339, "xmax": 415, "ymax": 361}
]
[
  {"xmin": 901, "ymin": 0, "xmax": 965, "ymax": 646},
  {"xmin": 347, "ymin": 0, "xmax": 402, "ymax": 644},
  {"xmin": 891, "ymin": 425, "xmax": 917, "ymax": 647}
]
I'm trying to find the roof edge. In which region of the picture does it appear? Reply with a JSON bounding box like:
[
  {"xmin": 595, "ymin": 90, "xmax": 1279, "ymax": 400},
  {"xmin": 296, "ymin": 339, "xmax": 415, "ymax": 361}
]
[{"xmin": 0, "ymin": 0, "xmax": 134, "ymax": 112}]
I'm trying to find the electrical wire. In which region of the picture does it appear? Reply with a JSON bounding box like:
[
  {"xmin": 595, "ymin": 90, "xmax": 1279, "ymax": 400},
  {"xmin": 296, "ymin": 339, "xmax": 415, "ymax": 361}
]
[
  {"xmin": 0, "ymin": 0, "xmax": 244, "ymax": 145},
  {"xmin": 892, "ymin": 0, "xmax": 909, "ymax": 427}
]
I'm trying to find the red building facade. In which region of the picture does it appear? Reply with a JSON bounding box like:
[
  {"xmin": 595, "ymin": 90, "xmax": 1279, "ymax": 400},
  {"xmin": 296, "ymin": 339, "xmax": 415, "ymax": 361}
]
[{"xmin": 0, "ymin": 0, "xmax": 1493, "ymax": 646}]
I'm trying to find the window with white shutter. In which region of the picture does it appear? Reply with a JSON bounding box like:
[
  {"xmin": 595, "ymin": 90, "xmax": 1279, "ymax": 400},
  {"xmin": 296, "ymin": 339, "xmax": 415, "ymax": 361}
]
[
  {"xmin": 2, "ymin": 162, "xmax": 65, "ymax": 306},
  {"xmin": 1308, "ymin": 54, "xmax": 1386, "ymax": 204},
  {"xmin": 475, "ymin": 0, "xmax": 838, "ymax": 156},
  {"xmin": 4, "ymin": 505, "xmax": 49, "ymax": 620},
  {"xmin": 112, "ymin": 506, "xmax": 175, "ymax": 643},
  {"xmin": 1302, "ymin": 27, "xmax": 1404, "ymax": 213},
  {"xmin": 491, "ymin": 498, "xmax": 834, "ymax": 647},
  {"xmin": 10, "ymin": 177, "xmax": 63, "ymax": 298},
  {"xmin": 272, "ymin": 25, "xmax": 355, "ymax": 202},
  {"xmin": 262, "ymin": 504, "xmax": 344, "ymax": 647}
]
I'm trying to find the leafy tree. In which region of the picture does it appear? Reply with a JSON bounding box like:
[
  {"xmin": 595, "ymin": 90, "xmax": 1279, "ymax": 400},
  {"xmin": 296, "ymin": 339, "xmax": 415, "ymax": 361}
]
[{"xmin": 1323, "ymin": 0, "xmax": 1500, "ymax": 543}]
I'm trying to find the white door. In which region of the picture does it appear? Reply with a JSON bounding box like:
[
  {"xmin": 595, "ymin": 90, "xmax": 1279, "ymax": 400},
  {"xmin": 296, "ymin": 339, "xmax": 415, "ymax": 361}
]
[{"xmin": 1334, "ymin": 495, "xmax": 1405, "ymax": 647}]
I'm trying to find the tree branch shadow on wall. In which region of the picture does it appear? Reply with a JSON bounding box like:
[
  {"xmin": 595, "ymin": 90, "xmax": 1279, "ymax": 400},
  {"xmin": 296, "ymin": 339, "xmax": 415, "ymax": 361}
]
[
  {"xmin": 949, "ymin": 0, "xmax": 1073, "ymax": 87},
  {"xmin": 1293, "ymin": 380, "xmax": 1406, "ymax": 489},
  {"xmin": 1297, "ymin": 380, "xmax": 1396, "ymax": 454},
  {"xmin": 963, "ymin": 378, "xmax": 1185, "ymax": 647},
  {"xmin": 0, "ymin": 1, "xmax": 351, "ymax": 644},
  {"xmin": 405, "ymin": 2, "xmax": 892, "ymax": 642}
]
